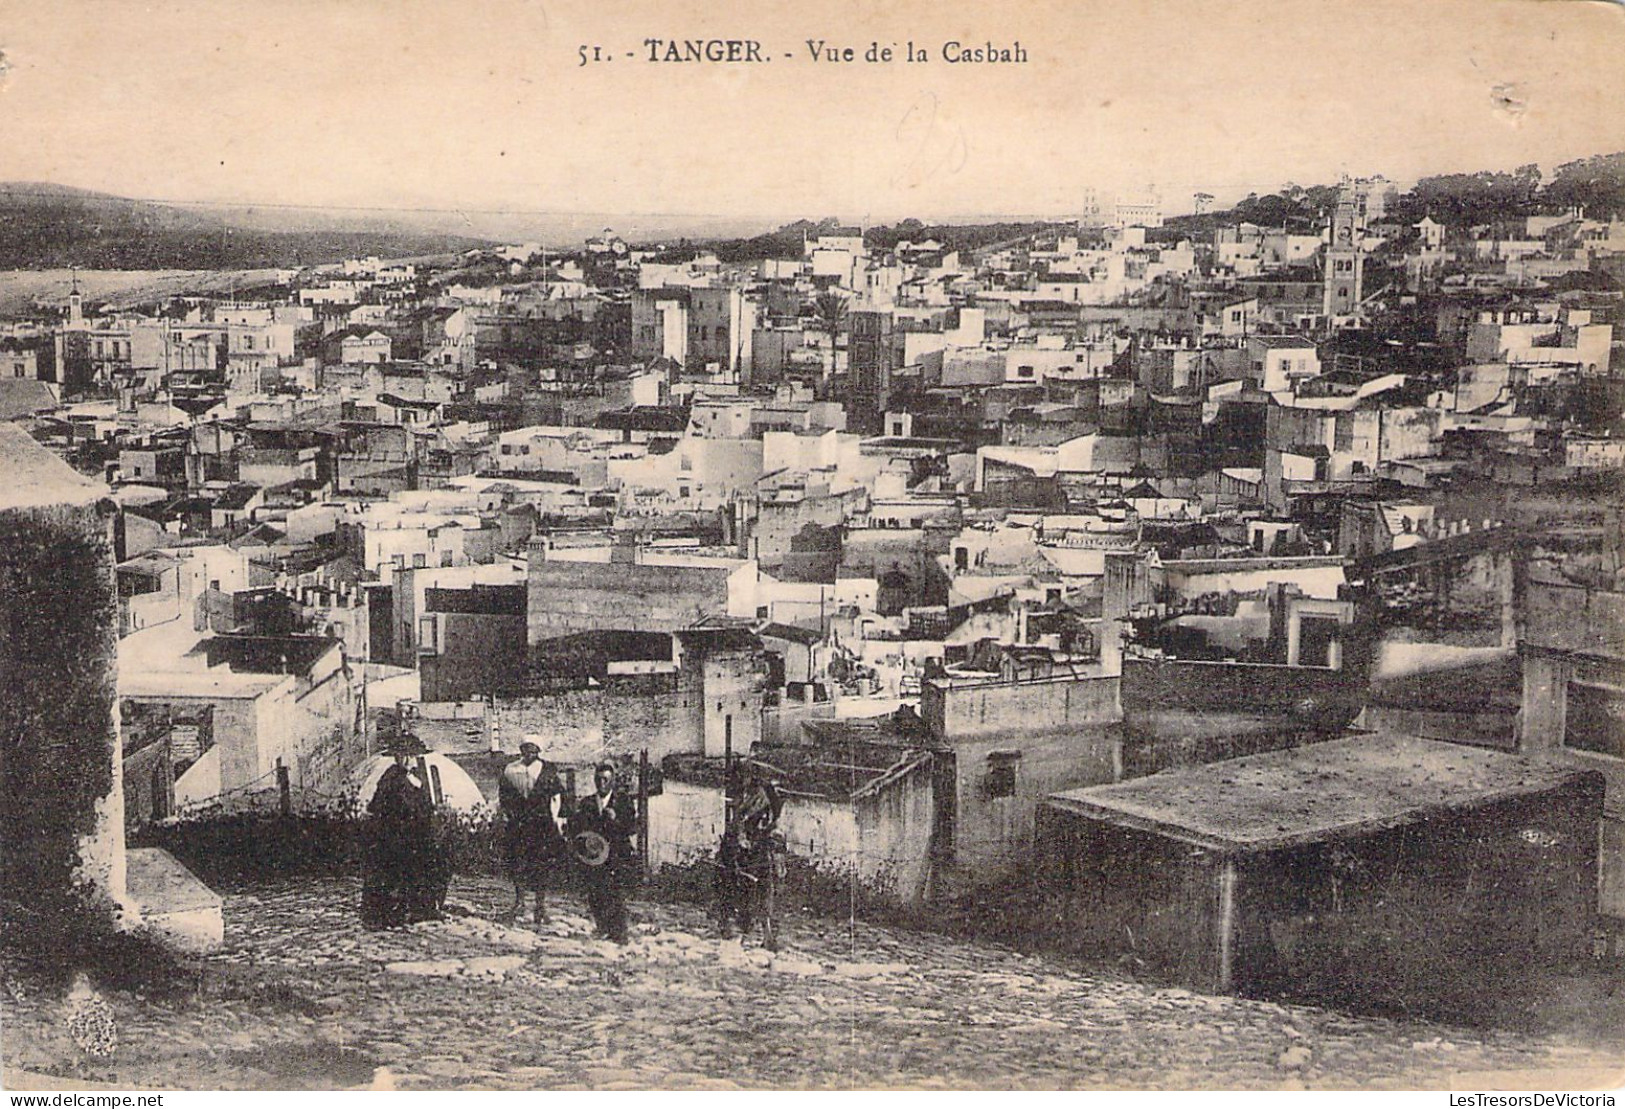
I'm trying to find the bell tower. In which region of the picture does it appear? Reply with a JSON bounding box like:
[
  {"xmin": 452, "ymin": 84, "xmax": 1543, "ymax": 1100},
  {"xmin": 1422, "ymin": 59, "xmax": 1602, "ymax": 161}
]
[{"xmin": 1322, "ymin": 189, "xmax": 1364, "ymax": 324}]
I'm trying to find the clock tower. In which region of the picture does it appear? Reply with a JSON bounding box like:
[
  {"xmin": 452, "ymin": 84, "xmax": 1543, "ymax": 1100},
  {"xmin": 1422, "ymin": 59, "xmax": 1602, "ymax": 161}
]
[{"xmin": 1322, "ymin": 191, "xmax": 1364, "ymax": 324}]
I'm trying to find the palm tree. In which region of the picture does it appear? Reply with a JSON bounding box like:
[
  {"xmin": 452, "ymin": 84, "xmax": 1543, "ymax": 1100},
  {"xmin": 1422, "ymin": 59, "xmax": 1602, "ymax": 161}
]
[{"xmin": 812, "ymin": 290, "xmax": 849, "ymax": 385}]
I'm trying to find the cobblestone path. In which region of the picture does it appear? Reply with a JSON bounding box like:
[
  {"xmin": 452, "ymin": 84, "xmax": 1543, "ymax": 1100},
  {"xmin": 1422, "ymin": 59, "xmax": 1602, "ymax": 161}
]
[{"xmin": 4, "ymin": 875, "xmax": 1622, "ymax": 1090}]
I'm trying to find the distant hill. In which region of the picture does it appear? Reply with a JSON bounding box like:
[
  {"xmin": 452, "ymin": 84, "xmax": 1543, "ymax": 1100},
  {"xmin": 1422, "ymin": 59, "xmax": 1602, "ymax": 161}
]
[
  {"xmin": 0, "ymin": 183, "xmax": 496, "ymax": 270},
  {"xmin": 197, "ymin": 202, "xmax": 773, "ymax": 250},
  {"xmin": 697, "ymin": 217, "xmax": 1069, "ymax": 264}
]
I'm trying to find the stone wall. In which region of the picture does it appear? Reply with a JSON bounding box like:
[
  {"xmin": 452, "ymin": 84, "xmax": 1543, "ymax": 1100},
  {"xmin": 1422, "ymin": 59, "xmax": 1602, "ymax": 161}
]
[
  {"xmin": 922, "ymin": 672, "xmax": 1124, "ymax": 886},
  {"xmin": 646, "ymin": 781, "xmax": 726, "ymax": 869},
  {"xmin": 1521, "ymin": 647, "xmax": 1625, "ymax": 919},
  {"xmin": 420, "ymin": 612, "xmax": 527, "ymax": 702},
  {"xmin": 701, "ymin": 651, "xmax": 762, "ymax": 759},
  {"xmin": 492, "ymin": 675, "xmax": 704, "ymax": 763},
  {"xmin": 527, "ymin": 556, "xmax": 731, "ymax": 644},
  {"xmin": 922, "ymin": 672, "xmax": 1121, "ymax": 742},
  {"xmin": 1038, "ymin": 771, "xmax": 1604, "ymax": 1013},
  {"xmin": 853, "ymin": 758, "xmax": 937, "ymax": 903},
  {"xmin": 0, "ymin": 426, "xmax": 128, "ymax": 924},
  {"xmin": 645, "ymin": 763, "xmax": 938, "ymax": 906},
  {"xmin": 942, "ymin": 725, "xmax": 1122, "ymax": 883}
]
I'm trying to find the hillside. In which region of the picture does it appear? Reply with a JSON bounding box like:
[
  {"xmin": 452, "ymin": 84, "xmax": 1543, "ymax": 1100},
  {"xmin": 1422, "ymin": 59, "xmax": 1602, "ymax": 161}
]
[{"xmin": 0, "ymin": 183, "xmax": 494, "ymax": 270}]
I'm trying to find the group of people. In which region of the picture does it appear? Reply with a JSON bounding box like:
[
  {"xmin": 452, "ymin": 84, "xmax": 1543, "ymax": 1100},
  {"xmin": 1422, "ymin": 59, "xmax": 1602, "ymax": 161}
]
[
  {"xmin": 361, "ymin": 734, "xmax": 784, "ymax": 949},
  {"xmin": 499, "ymin": 741, "xmax": 637, "ymax": 943}
]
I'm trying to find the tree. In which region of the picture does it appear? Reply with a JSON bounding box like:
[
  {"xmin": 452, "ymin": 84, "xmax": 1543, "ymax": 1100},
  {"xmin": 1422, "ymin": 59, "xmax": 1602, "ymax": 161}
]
[
  {"xmin": 1301, "ymin": 184, "xmax": 1341, "ymax": 217},
  {"xmin": 1232, "ymin": 192, "xmax": 1299, "ymax": 228},
  {"xmin": 1402, "ymin": 170, "xmax": 1537, "ymax": 227},
  {"xmin": 812, "ymin": 291, "xmax": 849, "ymax": 384},
  {"xmin": 1543, "ymin": 153, "xmax": 1625, "ymax": 219}
]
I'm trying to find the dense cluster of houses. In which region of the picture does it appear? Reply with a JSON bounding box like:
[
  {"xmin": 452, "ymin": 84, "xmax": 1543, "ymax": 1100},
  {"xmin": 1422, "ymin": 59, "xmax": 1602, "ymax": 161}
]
[{"xmin": 6, "ymin": 178, "xmax": 1625, "ymax": 999}]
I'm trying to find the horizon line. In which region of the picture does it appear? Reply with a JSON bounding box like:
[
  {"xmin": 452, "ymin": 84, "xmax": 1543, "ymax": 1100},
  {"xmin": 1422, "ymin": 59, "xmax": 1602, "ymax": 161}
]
[
  {"xmin": 6, "ymin": 145, "xmax": 1621, "ymax": 232},
  {"xmin": 0, "ymin": 183, "xmax": 1118, "ymax": 228}
]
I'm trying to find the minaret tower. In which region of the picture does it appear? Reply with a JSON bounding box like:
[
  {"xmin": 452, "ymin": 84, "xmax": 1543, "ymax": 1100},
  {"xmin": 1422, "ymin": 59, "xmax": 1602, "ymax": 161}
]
[{"xmin": 68, "ymin": 267, "xmax": 85, "ymax": 328}]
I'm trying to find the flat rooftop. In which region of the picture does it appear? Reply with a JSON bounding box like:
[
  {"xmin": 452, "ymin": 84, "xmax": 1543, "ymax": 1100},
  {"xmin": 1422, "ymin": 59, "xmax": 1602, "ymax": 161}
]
[{"xmin": 1046, "ymin": 732, "xmax": 1594, "ymax": 853}]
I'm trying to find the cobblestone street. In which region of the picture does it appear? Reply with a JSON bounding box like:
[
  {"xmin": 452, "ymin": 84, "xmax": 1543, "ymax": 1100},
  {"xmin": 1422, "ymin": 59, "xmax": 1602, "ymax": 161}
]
[{"xmin": 4, "ymin": 875, "xmax": 1623, "ymax": 1091}]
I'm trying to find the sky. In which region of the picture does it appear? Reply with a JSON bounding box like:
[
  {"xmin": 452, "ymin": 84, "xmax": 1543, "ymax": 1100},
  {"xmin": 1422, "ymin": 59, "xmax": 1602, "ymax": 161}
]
[{"xmin": 0, "ymin": 0, "xmax": 1621, "ymax": 225}]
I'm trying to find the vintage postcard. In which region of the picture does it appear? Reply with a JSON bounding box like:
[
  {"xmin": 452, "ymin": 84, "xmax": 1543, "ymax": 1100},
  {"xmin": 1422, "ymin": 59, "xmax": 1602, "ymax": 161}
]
[{"xmin": 1, "ymin": 0, "xmax": 1623, "ymax": 1096}]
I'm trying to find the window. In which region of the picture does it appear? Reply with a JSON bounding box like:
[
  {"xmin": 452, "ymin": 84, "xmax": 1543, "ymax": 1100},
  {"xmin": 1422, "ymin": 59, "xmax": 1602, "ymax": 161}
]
[
  {"xmin": 418, "ymin": 615, "xmax": 438, "ymax": 653},
  {"xmin": 986, "ymin": 751, "xmax": 1021, "ymax": 798},
  {"xmin": 1565, "ymin": 683, "xmax": 1625, "ymax": 758},
  {"xmin": 1334, "ymin": 413, "xmax": 1355, "ymax": 451},
  {"xmin": 1297, "ymin": 616, "xmax": 1339, "ymax": 668}
]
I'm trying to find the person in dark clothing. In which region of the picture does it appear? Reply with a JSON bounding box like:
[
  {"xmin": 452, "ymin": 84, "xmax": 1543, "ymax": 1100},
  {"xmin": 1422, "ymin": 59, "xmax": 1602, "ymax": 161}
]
[
  {"xmin": 568, "ymin": 762, "xmax": 636, "ymax": 944},
  {"xmin": 498, "ymin": 740, "xmax": 566, "ymax": 925},
  {"xmin": 361, "ymin": 735, "xmax": 446, "ymax": 930},
  {"xmin": 715, "ymin": 761, "xmax": 786, "ymax": 949}
]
